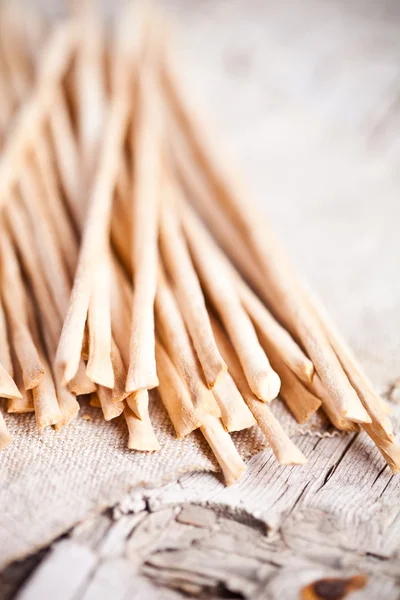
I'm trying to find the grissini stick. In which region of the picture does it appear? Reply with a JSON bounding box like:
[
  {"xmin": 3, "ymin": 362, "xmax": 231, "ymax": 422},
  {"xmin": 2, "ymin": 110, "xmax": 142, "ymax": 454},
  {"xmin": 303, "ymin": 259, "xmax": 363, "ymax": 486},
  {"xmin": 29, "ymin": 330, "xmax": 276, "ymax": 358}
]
[
  {"xmin": 124, "ymin": 404, "xmax": 160, "ymax": 452},
  {"xmin": 181, "ymin": 202, "xmax": 280, "ymax": 403},
  {"xmin": 159, "ymin": 178, "xmax": 227, "ymax": 389},
  {"xmin": 126, "ymin": 21, "xmax": 162, "ymax": 394},
  {"xmin": 86, "ymin": 255, "xmax": 114, "ymax": 388},
  {"xmin": 200, "ymin": 415, "xmax": 246, "ymax": 486}
]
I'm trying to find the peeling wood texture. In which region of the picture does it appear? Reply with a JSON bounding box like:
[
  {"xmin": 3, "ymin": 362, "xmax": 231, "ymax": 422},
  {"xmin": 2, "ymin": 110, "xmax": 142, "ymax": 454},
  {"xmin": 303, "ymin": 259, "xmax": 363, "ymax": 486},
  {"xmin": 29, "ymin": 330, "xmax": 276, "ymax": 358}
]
[{"xmin": 2, "ymin": 0, "xmax": 400, "ymax": 598}]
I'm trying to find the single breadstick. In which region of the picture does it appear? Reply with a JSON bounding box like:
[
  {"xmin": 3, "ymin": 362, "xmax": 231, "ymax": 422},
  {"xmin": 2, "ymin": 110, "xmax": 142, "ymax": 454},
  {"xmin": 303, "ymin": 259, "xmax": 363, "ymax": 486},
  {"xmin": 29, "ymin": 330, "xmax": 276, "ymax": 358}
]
[
  {"xmin": 155, "ymin": 338, "xmax": 202, "ymax": 438},
  {"xmin": 200, "ymin": 415, "xmax": 246, "ymax": 486},
  {"xmin": 0, "ymin": 231, "xmax": 44, "ymax": 389},
  {"xmin": 0, "ymin": 297, "xmax": 13, "ymax": 376},
  {"xmin": 0, "ymin": 409, "xmax": 12, "ymax": 450},
  {"xmin": 212, "ymin": 372, "xmax": 257, "ymax": 433},
  {"xmin": 159, "ymin": 182, "xmax": 227, "ymax": 389},
  {"xmin": 86, "ymin": 255, "xmax": 114, "ymax": 388},
  {"xmin": 211, "ymin": 318, "xmax": 307, "ymax": 465},
  {"xmin": 124, "ymin": 404, "xmax": 160, "ymax": 452},
  {"xmin": 32, "ymin": 363, "xmax": 62, "ymax": 430},
  {"xmin": 0, "ymin": 20, "xmax": 77, "ymax": 206},
  {"xmin": 156, "ymin": 267, "xmax": 221, "ymax": 418},
  {"xmin": 164, "ymin": 39, "xmax": 371, "ymax": 426},
  {"xmin": 97, "ymin": 389, "xmax": 124, "ymax": 421},
  {"xmin": 126, "ymin": 60, "xmax": 161, "ymax": 394},
  {"xmin": 181, "ymin": 203, "xmax": 280, "ymax": 402}
]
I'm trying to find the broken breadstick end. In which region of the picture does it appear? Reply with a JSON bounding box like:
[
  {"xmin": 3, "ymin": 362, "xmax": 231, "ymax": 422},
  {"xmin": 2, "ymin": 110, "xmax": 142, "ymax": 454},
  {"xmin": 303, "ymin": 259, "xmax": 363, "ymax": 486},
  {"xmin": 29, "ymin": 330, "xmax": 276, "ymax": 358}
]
[
  {"xmin": 200, "ymin": 414, "xmax": 246, "ymax": 485},
  {"xmin": 124, "ymin": 405, "xmax": 160, "ymax": 451},
  {"xmin": 126, "ymin": 389, "xmax": 149, "ymax": 420}
]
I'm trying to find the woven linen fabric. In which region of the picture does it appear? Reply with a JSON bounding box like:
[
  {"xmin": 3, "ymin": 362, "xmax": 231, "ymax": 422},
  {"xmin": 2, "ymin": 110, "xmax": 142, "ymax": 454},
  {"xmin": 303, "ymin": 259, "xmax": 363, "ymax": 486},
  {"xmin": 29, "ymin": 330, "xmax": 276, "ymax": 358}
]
[{"xmin": 1, "ymin": 0, "xmax": 400, "ymax": 571}]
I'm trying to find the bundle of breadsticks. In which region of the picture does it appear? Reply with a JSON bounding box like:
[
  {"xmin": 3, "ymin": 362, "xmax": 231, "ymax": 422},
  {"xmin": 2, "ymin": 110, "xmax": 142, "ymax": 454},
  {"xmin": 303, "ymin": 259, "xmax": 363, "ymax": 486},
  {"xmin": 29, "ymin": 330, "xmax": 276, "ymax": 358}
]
[{"xmin": 0, "ymin": 2, "xmax": 398, "ymax": 485}]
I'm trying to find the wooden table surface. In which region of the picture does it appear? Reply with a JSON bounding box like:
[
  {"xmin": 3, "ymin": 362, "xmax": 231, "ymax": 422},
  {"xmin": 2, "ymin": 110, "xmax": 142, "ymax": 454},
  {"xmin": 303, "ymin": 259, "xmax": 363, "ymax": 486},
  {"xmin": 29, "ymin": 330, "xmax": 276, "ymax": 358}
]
[{"xmin": 2, "ymin": 1, "xmax": 400, "ymax": 598}]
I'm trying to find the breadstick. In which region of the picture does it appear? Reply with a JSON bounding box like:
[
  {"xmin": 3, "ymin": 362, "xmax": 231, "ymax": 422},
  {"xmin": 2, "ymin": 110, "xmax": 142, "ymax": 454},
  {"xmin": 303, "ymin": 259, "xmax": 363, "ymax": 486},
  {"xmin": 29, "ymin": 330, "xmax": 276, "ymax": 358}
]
[
  {"xmin": 32, "ymin": 363, "xmax": 61, "ymax": 430},
  {"xmin": 0, "ymin": 409, "xmax": 12, "ymax": 450},
  {"xmin": 0, "ymin": 20, "xmax": 77, "ymax": 206},
  {"xmin": 124, "ymin": 404, "xmax": 160, "ymax": 452},
  {"xmin": 126, "ymin": 55, "xmax": 161, "ymax": 394},
  {"xmin": 200, "ymin": 415, "xmax": 246, "ymax": 486},
  {"xmin": 0, "ymin": 231, "xmax": 44, "ymax": 390},
  {"xmin": 211, "ymin": 318, "xmax": 307, "ymax": 466},
  {"xmin": 156, "ymin": 266, "xmax": 221, "ymax": 418},
  {"xmin": 306, "ymin": 375, "xmax": 358, "ymax": 432},
  {"xmin": 181, "ymin": 203, "xmax": 280, "ymax": 402},
  {"xmin": 155, "ymin": 338, "xmax": 202, "ymax": 438},
  {"xmin": 159, "ymin": 181, "xmax": 227, "ymax": 389},
  {"xmin": 86, "ymin": 255, "xmax": 114, "ymax": 388}
]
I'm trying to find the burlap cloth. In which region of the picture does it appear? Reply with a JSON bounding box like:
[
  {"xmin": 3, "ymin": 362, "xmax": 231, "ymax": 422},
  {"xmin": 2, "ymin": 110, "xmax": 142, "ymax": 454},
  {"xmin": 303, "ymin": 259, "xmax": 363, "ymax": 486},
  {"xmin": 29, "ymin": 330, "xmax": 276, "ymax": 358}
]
[{"xmin": 1, "ymin": 0, "xmax": 400, "ymax": 571}]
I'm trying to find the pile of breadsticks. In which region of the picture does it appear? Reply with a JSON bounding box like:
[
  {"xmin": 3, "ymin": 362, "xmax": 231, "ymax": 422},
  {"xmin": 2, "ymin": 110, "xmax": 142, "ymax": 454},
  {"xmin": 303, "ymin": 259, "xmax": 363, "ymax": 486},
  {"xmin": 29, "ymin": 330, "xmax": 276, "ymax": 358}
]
[{"xmin": 0, "ymin": 2, "xmax": 398, "ymax": 485}]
